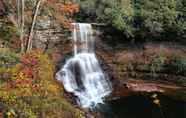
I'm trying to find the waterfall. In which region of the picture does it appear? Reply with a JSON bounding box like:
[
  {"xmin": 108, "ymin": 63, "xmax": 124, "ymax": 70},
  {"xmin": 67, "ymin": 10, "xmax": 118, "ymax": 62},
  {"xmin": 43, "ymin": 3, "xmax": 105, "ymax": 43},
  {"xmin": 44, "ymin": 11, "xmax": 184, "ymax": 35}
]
[{"xmin": 56, "ymin": 23, "xmax": 112, "ymax": 108}]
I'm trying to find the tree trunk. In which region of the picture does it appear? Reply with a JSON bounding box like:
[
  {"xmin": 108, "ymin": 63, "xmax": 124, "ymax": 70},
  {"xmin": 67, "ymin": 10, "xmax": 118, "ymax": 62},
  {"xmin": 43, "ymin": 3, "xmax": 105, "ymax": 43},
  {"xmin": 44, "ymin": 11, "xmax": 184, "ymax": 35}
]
[
  {"xmin": 20, "ymin": 0, "xmax": 25, "ymax": 53},
  {"xmin": 44, "ymin": 18, "xmax": 52, "ymax": 53},
  {"xmin": 17, "ymin": 0, "xmax": 21, "ymax": 28},
  {"xmin": 26, "ymin": 0, "xmax": 43, "ymax": 53}
]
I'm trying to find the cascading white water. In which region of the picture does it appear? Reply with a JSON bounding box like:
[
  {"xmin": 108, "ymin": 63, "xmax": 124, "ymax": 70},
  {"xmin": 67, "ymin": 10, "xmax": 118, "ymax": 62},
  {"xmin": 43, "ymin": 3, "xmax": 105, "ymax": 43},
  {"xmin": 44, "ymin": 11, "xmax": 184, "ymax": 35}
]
[{"xmin": 56, "ymin": 23, "xmax": 112, "ymax": 108}]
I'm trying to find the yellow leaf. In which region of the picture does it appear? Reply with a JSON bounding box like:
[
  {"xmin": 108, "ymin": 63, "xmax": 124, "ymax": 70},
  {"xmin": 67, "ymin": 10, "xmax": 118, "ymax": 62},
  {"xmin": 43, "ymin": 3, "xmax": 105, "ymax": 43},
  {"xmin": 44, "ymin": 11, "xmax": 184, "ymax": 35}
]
[{"xmin": 153, "ymin": 99, "xmax": 160, "ymax": 106}]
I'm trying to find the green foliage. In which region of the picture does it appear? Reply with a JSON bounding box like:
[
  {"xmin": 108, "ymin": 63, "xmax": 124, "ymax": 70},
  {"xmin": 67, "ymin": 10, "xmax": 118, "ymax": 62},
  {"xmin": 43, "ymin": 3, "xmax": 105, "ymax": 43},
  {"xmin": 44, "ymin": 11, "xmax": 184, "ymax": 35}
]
[
  {"xmin": 0, "ymin": 23, "xmax": 18, "ymax": 41},
  {"xmin": 77, "ymin": 0, "xmax": 186, "ymax": 40},
  {"xmin": 168, "ymin": 56, "xmax": 186, "ymax": 75},
  {"xmin": 136, "ymin": 0, "xmax": 185, "ymax": 39},
  {"xmin": 150, "ymin": 54, "xmax": 166, "ymax": 73},
  {"xmin": 104, "ymin": 0, "xmax": 134, "ymax": 37},
  {"xmin": 77, "ymin": 0, "xmax": 134, "ymax": 37},
  {"xmin": 0, "ymin": 48, "xmax": 19, "ymax": 68}
]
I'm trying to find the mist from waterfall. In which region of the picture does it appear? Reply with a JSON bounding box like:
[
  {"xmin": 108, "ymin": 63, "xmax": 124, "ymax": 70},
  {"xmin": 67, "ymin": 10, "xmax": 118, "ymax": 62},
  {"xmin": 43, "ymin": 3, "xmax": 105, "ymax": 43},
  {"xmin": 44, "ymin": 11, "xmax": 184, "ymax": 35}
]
[{"xmin": 56, "ymin": 23, "xmax": 112, "ymax": 108}]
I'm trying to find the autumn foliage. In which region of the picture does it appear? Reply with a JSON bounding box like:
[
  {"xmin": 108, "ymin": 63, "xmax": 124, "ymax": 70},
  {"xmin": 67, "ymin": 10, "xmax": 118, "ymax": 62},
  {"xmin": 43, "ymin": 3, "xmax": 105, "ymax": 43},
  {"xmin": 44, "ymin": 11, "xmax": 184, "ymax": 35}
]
[
  {"xmin": 45, "ymin": 0, "xmax": 79, "ymax": 29},
  {"xmin": 0, "ymin": 49, "xmax": 83, "ymax": 118}
]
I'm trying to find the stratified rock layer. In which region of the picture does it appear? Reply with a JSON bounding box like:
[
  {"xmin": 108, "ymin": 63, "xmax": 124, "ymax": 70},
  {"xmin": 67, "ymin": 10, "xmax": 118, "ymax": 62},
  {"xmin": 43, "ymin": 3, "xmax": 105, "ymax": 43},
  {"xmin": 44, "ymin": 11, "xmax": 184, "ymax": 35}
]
[{"xmin": 96, "ymin": 41, "xmax": 186, "ymax": 101}]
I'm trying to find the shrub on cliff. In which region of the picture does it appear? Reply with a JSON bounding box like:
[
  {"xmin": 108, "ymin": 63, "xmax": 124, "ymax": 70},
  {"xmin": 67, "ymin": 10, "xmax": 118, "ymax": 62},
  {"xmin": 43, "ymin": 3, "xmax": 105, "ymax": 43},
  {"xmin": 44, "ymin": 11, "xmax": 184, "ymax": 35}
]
[{"xmin": 167, "ymin": 56, "xmax": 186, "ymax": 76}]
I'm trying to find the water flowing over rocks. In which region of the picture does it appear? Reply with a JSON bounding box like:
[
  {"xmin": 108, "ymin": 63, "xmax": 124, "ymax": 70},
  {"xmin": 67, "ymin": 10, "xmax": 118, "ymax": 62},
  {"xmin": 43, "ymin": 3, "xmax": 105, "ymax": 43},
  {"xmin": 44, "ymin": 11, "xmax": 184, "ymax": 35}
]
[
  {"xmin": 54, "ymin": 24, "xmax": 186, "ymax": 104},
  {"xmin": 56, "ymin": 23, "xmax": 112, "ymax": 108}
]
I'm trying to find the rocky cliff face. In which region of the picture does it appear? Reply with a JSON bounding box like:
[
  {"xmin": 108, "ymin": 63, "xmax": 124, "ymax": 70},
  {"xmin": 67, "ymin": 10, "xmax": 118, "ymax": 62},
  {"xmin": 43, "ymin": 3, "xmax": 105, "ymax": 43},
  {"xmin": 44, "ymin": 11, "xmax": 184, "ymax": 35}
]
[
  {"xmin": 51, "ymin": 25, "xmax": 186, "ymax": 104},
  {"xmin": 96, "ymin": 39, "xmax": 186, "ymax": 101},
  {"xmin": 33, "ymin": 16, "xmax": 70, "ymax": 52}
]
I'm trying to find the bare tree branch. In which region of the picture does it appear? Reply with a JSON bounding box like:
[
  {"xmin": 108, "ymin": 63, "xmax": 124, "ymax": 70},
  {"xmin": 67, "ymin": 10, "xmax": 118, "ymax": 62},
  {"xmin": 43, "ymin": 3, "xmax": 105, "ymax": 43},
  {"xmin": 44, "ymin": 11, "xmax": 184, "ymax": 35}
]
[{"xmin": 26, "ymin": 0, "xmax": 44, "ymax": 52}]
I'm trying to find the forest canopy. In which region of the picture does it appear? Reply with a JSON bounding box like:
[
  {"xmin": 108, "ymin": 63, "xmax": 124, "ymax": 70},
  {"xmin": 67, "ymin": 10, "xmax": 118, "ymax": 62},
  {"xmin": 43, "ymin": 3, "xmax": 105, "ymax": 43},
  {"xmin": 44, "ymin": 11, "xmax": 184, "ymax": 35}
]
[
  {"xmin": 0, "ymin": 0, "xmax": 185, "ymax": 46},
  {"xmin": 76, "ymin": 0, "xmax": 186, "ymax": 41}
]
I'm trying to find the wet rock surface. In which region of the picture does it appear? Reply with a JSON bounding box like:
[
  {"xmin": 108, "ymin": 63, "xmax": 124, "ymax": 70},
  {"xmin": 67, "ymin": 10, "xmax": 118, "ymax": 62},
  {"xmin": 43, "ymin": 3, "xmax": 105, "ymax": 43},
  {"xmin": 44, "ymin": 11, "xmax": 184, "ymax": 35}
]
[
  {"xmin": 55, "ymin": 31, "xmax": 186, "ymax": 117},
  {"xmin": 96, "ymin": 40, "xmax": 186, "ymax": 101}
]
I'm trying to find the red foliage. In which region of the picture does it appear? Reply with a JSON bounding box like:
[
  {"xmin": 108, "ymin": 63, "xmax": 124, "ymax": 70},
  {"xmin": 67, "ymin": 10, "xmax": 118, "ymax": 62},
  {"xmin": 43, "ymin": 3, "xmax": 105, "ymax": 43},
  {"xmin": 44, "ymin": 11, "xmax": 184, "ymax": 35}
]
[
  {"xmin": 22, "ymin": 67, "xmax": 34, "ymax": 78},
  {"xmin": 20, "ymin": 51, "xmax": 39, "ymax": 66},
  {"xmin": 20, "ymin": 56, "xmax": 38, "ymax": 66},
  {"xmin": 58, "ymin": 3, "xmax": 79, "ymax": 15},
  {"xmin": 45, "ymin": 0, "xmax": 79, "ymax": 29},
  {"xmin": 9, "ymin": 50, "xmax": 45, "ymax": 88},
  {"xmin": 15, "ymin": 79, "xmax": 32, "ymax": 88}
]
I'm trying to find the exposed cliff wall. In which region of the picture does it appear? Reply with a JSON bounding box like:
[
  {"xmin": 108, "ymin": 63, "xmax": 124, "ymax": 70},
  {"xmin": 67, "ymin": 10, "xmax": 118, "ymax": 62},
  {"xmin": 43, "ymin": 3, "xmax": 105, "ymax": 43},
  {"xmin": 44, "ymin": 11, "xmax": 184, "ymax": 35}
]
[
  {"xmin": 96, "ymin": 39, "xmax": 186, "ymax": 101},
  {"xmin": 51, "ymin": 25, "xmax": 186, "ymax": 102}
]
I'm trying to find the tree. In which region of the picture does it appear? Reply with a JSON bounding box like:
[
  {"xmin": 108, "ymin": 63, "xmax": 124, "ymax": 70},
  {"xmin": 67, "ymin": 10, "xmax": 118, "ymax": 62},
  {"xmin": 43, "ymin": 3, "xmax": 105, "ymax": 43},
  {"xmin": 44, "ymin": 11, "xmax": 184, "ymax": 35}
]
[
  {"xmin": 0, "ymin": 0, "xmax": 79, "ymax": 52},
  {"xmin": 76, "ymin": 0, "xmax": 186, "ymax": 41},
  {"xmin": 25, "ymin": 0, "xmax": 79, "ymax": 52},
  {"xmin": 20, "ymin": 0, "xmax": 25, "ymax": 53},
  {"xmin": 26, "ymin": 0, "xmax": 43, "ymax": 52}
]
